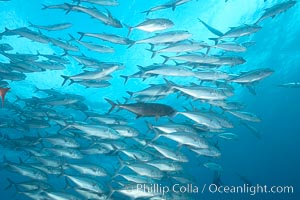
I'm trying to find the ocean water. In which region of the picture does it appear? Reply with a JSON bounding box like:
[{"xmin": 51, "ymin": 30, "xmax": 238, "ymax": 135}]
[{"xmin": 0, "ymin": 0, "xmax": 299, "ymax": 199}]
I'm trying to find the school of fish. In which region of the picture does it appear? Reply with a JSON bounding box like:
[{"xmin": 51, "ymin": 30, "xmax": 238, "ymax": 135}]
[{"xmin": 0, "ymin": 0, "xmax": 298, "ymax": 199}]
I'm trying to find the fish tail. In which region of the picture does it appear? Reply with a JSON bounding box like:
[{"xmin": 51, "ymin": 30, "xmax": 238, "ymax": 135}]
[
  {"xmin": 122, "ymin": 97, "xmax": 129, "ymax": 104},
  {"xmin": 28, "ymin": 21, "xmax": 33, "ymax": 27},
  {"xmin": 150, "ymin": 129, "xmax": 161, "ymax": 143},
  {"xmin": 106, "ymin": 185, "xmax": 116, "ymax": 200},
  {"xmin": 62, "ymin": 50, "xmax": 69, "ymax": 57},
  {"xmin": 136, "ymin": 65, "xmax": 146, "ymax": 73},
  {"xmin": 104, "ymin": 98, "xmax": 118, "ymax": 113},
  {"xmin": 160, "ymin": 55, "xmax": 169, "ymax": 64},
  {"xmin": 77, "ymin": 32, "xmax": 85, "ymax": 40},
  {"xmin": 33, "ymin": 86, "xmax": 40, "ymax": 93},
  {"xmin": 170, "ymin": 111, "xmax": 178, "ymax": 118},
  {"xmin": 206, "ymin": 46, "xmax": 211, "ymax": 55},
  {"xmin": 41, "ymin": 4, "xmax": 49, "ymax": 10},
  {"xmin": 61, "ymin": 75, "xmax": 70, "ymax": 86},
  {"xmin": 141, "ymin": 9, "xmax": 150, "ymax": 16},
  {"xmin": 126, "ymin": 91, "xmax": 134, "ymax": 97},
  {"xmin": 114, "ymin": 156, "xmax": 126, "ymax": 176},
  {"xmin": 64, "ymin": 3, "xmax": 73, "ymax": 14},
  {"xmin": 68, "ymin": 79, "xmax": 76, "ymax": 86},
  {"xmin": 127, "ymin": 40, "xmax": 135, "ymax": 48},
  {"xmin": 58, "ymin": 123, "xmax": 71, "ymax": 133},
  {"xmin": 124, "ymin": 24, "xmax": 133, "ymax": 37},
  {"xmin": 209, "ymin": 37, "xmax": 219, "ymax": 45},
  {"xmin": 120, "ymin": 75, "xmax": 129, "ymax": 84},
  {"xmin": 4, "ymin": 178, "xmax": 16, "ymax": 190},
  {"xmin": 145, "ymin": 48, "xmax": 156, "ymax": 59},
  {"xmin": 145, "ymin": 120, "xmax": 153, "ymax": 132},
  {"xmin": 64, "ymin": 177, "xmax": 71, "ymax": 190},
  {"xmin": 68, "ymin": 33, "xmax": 75, "ymax": 42},
  {"xmin": 163, "ymin": 78, "xmax": 176, "ymax": 88},
  {"xmin": 172, "ymin": 4, "xmax": 176, "ymax": 11}
]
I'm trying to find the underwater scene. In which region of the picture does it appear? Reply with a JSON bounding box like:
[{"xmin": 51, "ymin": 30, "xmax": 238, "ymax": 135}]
[{"xmin": 0, "ymin": 0, "xmax": 299, "ymax": 199}]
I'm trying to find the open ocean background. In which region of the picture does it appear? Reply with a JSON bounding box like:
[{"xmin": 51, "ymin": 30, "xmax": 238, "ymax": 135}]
[{"xmin": 0, "ymin": 0, "xmax": 299, "ymax": 199}]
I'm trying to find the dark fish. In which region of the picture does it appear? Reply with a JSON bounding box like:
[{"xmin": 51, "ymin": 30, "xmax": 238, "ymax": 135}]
[{"xmin": 105, "ymin": 98, "xmax": 176, "ymax": 119}]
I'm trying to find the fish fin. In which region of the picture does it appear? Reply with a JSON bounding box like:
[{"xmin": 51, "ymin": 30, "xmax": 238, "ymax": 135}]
[
  {"xmin": 18, "ymin": 157, "xmax": 25, "ymax": 165},
  {"xmin": 160, "ymin": 55, "xmax": 169, "ymax": 64},
  {"xmin": 172, "ymin": 4, "xmax": 176, "ymax": 11},
  {"xmin": 68, "ymin": 79, "xmax": 76, "ymax": 86},
  {"xmin": 149, "ymin": 44, "xmax": 155, "ymax": 51},
  {"xmin": 28, "ymin": 21, "xmax": 34, "ymax": 27},
  {"xmin": 246, "ymin": 85, "xmax": 256, "ymax": 95},
  {"xmin": 141, "ymin": 10, "xmax": 151, "ymax": 15},
  {"xmin": 68, "ymin": 33, "xmax": 75, "ymax": 42},
  {"xmin": 60, "ymin": 75, "xmax": 70, "ymax": 86},
  {"xmin": 145, "ymin": 48, "xmax": 156, "ymax": 59},
  {"xmin": 124, "ymin": 24, "xmax": 133, "ymax": 37},
  {"xmin": 126, "ymin": 91, "xmax": 134, "ymax": 97},
  {"xmin": 115, "ymin": 157, "xmax": 127, "ymax": 176},
  {"xmin": 151, "ymin": 129, "xmax": 161, "ymax": 143},
  {"xmin": 104, "ymin": 8, "xmax": 112, "ymax": 17},
  {"xmin": 209, "ymin": 38, "xmax": 219, "ymax": 45},
  {"xmin": 145, "ymin": 120, "xmax": 153, "ymax": 133},
  {"xmin": 104, "ymin": 98, "xmax": 118, "ymax": 113},
  {"xmin": 106, "ymin": 185, "xmax": 116, "ymax": 200},
  {"xmin": 41, "ymin": 4, "xmax": 49, "ymax": 10},
  {"xmin": 64, "ymin": 177, "xmax": 71, "ymax": 190},
  {"xmin": 64, "ymin": 3, "xmax": 73, "ymax": 14},
  {"xmin": 77, "ymin": 32, "xmax": 85, "ymax": 40},
  {"xmin": 120, "ymin": 75, "xmax": 129, "ymax": 84},
  {"xmin": 163, "ymin": 78, "xmax": 176, "ymax": 88},
  {"xmin": 127, "ymin": 40, "xmax": 135, "ymax": 48},
  {"xmin": 206, "ymin": 46, "xmax": 211, "ymax": 55},
  {"xmin": 62, "ymin": 50, "xmax": 69, "ymax": 57},
  {"xmin": 4, "ymin": 178, "xmax": 16, "ymax": 190},
  {"xmin": 135, "ymin": 115, "xmax": 142, "ymax": 119},
  {"xmin": 38, "ymin": 29, "xmax": 43, "ymax": 35},
  {"xmin": 136, "ymin": 65, "xmax": 146, "ymax": 74},
  {"xmin": 58, "ymin": 123, "xmax": 71, "ymax": 133},
  {"xmin": 123, "ymin": 97, "xmax": 129, "ymax": 104}
]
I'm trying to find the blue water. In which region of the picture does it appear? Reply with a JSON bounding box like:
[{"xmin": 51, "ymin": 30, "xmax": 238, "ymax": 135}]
[{"xmin": 0, "ymin": 0, "xmax": 299, "ymax": 199}]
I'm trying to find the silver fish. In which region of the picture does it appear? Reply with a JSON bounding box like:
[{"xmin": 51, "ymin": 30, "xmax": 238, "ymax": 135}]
[
  {"xmin": 64, "ymin": 4, "xmax": 122, "ymax": 28},
  {"xmin": 78, "ymin": 32, "xmax": 133, "ymax": 45},
  {"xmin": 230, "ymin": 68, "xmax": 274, "ymax": 84},
  {"xmin": 29, "ymin": 22, "xmax": 72, "ymax": 31},
  {"xmin": 133, "ymin": 31, "xmax": 192, "ymax": 46},
  {"xmin": 126, "ymin": 18, "xmax": 174, "ymax": 36},
  {"xmin": 256, "ymin": 1, "xmax": 297, "ymax": 24},
  {"xmin": 73, "ymin": 0, "xmax": 119, "ymax": 6}
]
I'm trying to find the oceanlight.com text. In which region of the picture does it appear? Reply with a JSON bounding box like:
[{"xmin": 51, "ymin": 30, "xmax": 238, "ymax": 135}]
[{"xmin": 206, "ymin": 184, "xmax": 294, "ymax": 195}]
